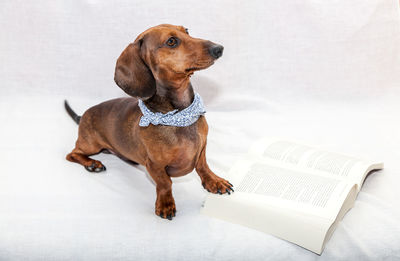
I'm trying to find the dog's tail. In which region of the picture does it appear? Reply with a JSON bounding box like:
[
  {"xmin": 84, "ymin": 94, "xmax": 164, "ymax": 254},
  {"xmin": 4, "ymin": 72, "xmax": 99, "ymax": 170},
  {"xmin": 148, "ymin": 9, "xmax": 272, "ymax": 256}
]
[{"xmin": 64, "ymin": 100, "xmax": 81, "ymax": 125}]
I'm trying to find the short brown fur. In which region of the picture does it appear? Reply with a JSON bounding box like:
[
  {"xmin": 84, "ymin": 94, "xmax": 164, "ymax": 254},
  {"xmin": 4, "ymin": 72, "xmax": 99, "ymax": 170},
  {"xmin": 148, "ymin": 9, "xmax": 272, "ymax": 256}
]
[{"xmin": 66, "ymin": 24, "xmax": 232, "ymax": 220}]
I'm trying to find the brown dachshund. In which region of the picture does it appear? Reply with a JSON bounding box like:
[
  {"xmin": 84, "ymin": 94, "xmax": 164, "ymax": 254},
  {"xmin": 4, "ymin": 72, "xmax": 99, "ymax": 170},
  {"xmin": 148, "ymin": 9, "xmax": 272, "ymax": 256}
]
[{"xmin": 65, "ymin": 24, "xmax": 233, "ymax": 220}]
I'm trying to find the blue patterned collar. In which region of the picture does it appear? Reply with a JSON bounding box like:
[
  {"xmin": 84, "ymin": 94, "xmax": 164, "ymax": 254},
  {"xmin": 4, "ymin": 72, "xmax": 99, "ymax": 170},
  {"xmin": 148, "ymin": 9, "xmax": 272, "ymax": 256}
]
[{"xmin": 137, "ymin": 93, "xmax": 206, "ymax": 127}]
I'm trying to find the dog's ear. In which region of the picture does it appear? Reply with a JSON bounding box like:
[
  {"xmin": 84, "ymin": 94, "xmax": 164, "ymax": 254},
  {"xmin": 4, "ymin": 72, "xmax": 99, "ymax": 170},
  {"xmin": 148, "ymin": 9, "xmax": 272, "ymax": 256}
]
[{"xmin": 114, "ymin": 38, "xmax": 156, "ymax": 99}]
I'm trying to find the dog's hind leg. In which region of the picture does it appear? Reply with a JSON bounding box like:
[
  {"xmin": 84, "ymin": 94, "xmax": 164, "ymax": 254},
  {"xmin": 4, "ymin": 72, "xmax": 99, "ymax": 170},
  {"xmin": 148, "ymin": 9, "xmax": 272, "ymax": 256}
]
[{"xmin": 66, "ymin": 138, "xmax": 106, "ymax": 173}]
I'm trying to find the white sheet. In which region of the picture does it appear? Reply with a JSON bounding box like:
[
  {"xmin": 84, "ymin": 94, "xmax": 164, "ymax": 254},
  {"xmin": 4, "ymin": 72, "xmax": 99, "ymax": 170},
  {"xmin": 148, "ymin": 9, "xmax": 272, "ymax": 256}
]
[{"xmin": 1, "ymin": 0, "xmax": 400, "ymax": 260}]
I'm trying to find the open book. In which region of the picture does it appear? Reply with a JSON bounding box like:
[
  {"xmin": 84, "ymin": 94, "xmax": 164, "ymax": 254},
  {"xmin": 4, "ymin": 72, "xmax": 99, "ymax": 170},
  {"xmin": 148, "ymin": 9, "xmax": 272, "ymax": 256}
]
[{"xmin": 201, "ymin": 137, "xmax": 383, "ymax": 254}]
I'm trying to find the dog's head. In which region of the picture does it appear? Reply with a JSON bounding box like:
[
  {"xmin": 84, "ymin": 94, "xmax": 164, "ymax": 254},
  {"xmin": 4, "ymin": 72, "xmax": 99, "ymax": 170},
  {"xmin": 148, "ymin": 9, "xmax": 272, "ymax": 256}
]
[{"xmin": 114, "ymin": 24, "xmax": 223, "ymax": 99}]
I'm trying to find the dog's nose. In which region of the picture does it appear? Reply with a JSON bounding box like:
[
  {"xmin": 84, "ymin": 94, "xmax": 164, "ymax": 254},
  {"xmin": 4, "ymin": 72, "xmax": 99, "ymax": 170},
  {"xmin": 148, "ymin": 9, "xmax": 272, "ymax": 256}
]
[{"xmin": 209, "ymin": 44, "xmax": 224, "ymax": 59}]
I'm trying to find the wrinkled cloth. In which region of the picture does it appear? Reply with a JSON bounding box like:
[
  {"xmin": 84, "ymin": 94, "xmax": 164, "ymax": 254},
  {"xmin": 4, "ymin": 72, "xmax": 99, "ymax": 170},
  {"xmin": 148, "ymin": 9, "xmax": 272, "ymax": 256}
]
[
  {"xmin": 1, "ymin": 0, "xmax": 400, "ymax": 260},
  {"xmin": 138, "ymin": 93, "xmax": 206, "ymax": 127}
]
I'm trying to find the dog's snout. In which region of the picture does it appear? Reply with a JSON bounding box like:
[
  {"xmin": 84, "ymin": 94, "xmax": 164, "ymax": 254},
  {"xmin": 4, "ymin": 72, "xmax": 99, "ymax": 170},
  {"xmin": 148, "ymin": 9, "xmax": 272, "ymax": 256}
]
[{"xmin": 209, "ymin": 44, "xmax": 224, "ymax": 59}]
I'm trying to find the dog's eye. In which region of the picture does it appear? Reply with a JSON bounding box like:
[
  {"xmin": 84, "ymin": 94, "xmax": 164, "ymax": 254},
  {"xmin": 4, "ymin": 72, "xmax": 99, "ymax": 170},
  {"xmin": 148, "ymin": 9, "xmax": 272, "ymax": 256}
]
[
  {"xmin": 185, "ymin": 28, "xmax": 189, "ymax": 34},
  {"xmin": 166, "ymin": 37, "xmax": 179, "ymax": 47}
]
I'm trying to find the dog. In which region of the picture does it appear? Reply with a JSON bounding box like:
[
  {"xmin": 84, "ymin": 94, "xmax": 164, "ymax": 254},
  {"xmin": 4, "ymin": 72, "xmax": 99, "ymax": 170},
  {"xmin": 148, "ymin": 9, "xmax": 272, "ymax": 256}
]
[{"xmin": 65, "ymin": 24, "xmax": 233, "ymax": 220}]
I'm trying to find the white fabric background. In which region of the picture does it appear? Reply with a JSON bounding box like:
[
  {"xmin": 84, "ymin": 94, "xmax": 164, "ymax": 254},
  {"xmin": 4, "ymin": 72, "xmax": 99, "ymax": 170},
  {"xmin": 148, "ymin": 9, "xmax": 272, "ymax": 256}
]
[{"xmin": 1, "ymin": 0, "xmax": 400, "ymax": 260}]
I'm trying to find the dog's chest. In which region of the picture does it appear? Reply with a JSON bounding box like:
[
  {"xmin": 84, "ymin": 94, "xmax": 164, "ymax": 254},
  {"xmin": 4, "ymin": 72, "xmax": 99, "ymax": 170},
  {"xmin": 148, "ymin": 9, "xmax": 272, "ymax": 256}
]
[{"xmin": 140, "ymin": 124, "xmax": 205, "ymax": 176}]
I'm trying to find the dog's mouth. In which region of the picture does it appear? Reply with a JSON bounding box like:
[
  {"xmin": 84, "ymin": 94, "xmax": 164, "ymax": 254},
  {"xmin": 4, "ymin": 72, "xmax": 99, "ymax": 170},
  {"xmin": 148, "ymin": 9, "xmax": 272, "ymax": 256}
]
[{"xmin": 185, "ymin": 61, "xmax": 214, "ymax": 73}]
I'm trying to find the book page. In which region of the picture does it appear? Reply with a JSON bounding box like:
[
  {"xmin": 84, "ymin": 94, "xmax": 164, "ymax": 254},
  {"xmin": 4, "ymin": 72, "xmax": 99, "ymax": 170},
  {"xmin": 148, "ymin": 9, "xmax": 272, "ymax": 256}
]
[
  {"xmin": 227, "ymin": 157, "xmax": 354, "ymax": 219},
  {"xmin": 203, "ymin": 157, "xmax": 357, "ymax": 254},
  {"xmin": 248, "ymin": 137, "xmax": 383, "ymax": 191}
]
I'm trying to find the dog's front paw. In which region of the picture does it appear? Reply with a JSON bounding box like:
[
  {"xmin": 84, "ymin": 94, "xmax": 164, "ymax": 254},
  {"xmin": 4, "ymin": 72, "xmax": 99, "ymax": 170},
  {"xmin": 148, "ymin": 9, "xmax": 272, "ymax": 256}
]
[
  {"xmin": 202, "ymin": 176, "xmax": 234, "ymax": 195},
  {"xmin": 155, "ymin": 193, "xmax": 176, "ymax": 220}
]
